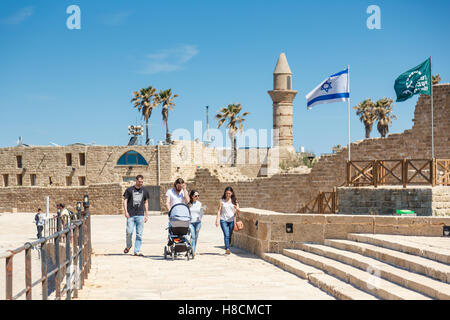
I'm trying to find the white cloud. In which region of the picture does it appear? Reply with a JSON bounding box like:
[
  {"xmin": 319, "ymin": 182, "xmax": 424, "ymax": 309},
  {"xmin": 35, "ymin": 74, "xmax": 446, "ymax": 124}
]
[
  {"xmin": 1, "ymin": 6, "xmax": 34, "ymax": 25},
  {"xmin": 140, "ymin": 45, "xmax": 199, "ymax": 74}
]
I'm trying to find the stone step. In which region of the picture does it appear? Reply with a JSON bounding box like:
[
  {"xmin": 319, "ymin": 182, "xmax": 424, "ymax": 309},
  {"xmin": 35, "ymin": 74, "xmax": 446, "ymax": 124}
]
[
  {"xmin": 263, "ymin": 253, "xmax": 377, "ymax": 300},
  {"xmin": 283, "ymin": 249, "xmax": 431, "ymax": 300},
  {"xmin": 303, "ymin": 242, "xmax": 450, "ymax": 300},
  {"xmin": 331, "ymin": 237, "xmax": 450, "ymax": 283},
  {"xmin": 347, "ymin": 233, "xmax": 450, "ymax": 266}
]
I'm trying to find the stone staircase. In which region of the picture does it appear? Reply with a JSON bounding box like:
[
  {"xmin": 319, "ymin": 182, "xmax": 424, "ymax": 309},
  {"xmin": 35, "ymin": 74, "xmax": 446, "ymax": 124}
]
[{"xmin": 263, "ymin": 233, "xmax": 450, "ymax": 300}]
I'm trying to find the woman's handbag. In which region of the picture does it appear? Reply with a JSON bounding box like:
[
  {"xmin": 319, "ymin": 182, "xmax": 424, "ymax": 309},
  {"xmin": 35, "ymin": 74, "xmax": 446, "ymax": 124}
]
[{"xmin": 233, "ymin": 211, "xmax": 244, "ymax": 231}]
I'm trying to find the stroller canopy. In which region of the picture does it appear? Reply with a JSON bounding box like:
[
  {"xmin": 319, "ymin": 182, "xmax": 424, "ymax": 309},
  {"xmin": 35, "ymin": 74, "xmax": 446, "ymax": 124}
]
[{"xmin": 169, "ymin": 203, "xmax": 191, "ymax": 222}]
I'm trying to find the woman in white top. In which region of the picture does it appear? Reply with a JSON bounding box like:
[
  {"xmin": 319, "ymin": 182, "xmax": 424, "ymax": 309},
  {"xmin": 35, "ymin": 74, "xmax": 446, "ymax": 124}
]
[
  {"xmin": 165, "ymin": 178, "xmax": 190, "ymax": 212},
  {"xmin": 188, "ymin": 190, "xmax": 204, "ymax": 257},
  {"xmin": 215, "ymin": 186, "xmax": 240, "ymax": 255}
]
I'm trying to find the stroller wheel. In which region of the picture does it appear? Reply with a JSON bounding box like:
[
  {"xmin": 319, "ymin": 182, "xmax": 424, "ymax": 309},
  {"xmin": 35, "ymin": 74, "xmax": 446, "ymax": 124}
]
[
  {"xmin": 186, "ymin": 252, "xmax": 190, "ymax": 261},
  {"xmin": 164, "ymin": 247, "xmax": 167, "ymax": 260},
  {"xmin": 171, "ymin": 250, "xmax": 175, "ymax": 261}
]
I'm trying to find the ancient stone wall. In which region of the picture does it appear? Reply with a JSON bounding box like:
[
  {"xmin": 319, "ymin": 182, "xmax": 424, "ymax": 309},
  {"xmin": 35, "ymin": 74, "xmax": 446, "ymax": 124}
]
[
  {"xmin": 0, "ymin": 184, "xmax": 123, "ymax": 214},
  {"xmin": 0, "ymin": 145, "xmax": 173, "ymax": 187},
  {"xmin": 233, "ymin": 209, "xmax": 450, "ymax": 256},
  {"xmin": 337, "ymin": 186, "xmax": 450, "ymax": 216},
  {"xmin": 159, "ymin": 169, "xmax": 312, "ymax": 214}
]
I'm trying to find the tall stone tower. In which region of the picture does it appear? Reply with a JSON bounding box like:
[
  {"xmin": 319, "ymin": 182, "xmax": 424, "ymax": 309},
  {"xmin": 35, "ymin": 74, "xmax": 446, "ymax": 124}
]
[{"xmin": 268, "ymin": 53, "xmax": 298, "ymax": 160}]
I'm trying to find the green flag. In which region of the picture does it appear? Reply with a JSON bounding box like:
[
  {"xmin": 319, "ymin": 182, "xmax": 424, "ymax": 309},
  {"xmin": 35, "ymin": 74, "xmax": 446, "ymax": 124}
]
[{"xmin": 394, "ymin": 58, "xmax": 431, "ymax": 102}]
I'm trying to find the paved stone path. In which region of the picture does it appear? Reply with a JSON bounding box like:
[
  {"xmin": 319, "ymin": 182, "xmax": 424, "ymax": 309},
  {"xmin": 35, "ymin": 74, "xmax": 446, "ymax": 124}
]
[
  {"xmin": 2, "ymin": 212, "xmax": 449, "ymax": 300},
  {"xmin": 76, "ymin": 214, "xmax": 334, "ymax": 300}
]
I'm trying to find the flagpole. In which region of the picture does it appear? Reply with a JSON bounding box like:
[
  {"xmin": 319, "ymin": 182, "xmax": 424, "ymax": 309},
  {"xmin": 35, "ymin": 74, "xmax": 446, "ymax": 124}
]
[
  {"xmin": 347, "ymin": 64, "xmax": 351, "ymax": 161},
  {"xmin": 430, "ymin": 56, "xmax": 434, "ymax": 159}
]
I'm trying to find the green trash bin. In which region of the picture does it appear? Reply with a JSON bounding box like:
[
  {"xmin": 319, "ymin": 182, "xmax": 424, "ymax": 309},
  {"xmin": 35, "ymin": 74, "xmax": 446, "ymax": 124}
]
[{"xmin": 395, "ymin": 209, "xmax": 416, "ymax": 216}]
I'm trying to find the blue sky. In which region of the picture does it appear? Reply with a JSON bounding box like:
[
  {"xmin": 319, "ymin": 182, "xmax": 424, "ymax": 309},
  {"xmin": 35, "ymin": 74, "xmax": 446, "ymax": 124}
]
[{"xmin": 0, "ymin": 0, "xmax": 448, "ymax": 155}]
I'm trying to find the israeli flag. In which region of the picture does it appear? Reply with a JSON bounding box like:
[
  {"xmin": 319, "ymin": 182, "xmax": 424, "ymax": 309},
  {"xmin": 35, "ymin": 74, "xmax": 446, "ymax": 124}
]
[{"xmin": 306, "ymin": 68, "xmax": 350, "ymax": 110}]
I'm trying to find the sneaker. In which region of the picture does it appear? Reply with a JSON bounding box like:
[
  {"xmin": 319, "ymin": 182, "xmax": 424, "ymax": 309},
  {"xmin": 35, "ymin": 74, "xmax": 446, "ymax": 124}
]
[
  {"xmin": 134, "ymin": 252, "xmax": 144, "ymax": 257},
  {"xmin": 225, "ymin": 249, "xmax": 230, "ymax": 255}
]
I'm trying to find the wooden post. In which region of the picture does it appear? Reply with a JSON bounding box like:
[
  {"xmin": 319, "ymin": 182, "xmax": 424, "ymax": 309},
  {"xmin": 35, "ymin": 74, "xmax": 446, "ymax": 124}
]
[
  {"xmin": 402, "ymin": 159, "xmax": 407, "ymax": 188},
  {"xmin": 319, "ymin": 192, "xmax": 323, "ymax": 214},
  {"xmin": 431, "ymin": 158, "xmax": 436, "ymax": 186},
  {"xmin": 346, "ymin": 161, "xmax": 351, "ymax": 186},
  {"xmin": 373, "ymin": 160, "xmax": 378, "ymax": 188},
  {"xmin": 333, "ymin": 187, "xmax": 337, "ymax": 213}
]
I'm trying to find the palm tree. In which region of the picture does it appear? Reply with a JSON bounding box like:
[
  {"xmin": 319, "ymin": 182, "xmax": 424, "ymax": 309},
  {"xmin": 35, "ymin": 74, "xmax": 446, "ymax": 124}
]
[
  {"xmin": 374, "ymin": 98, "xmax": 397, "ymax": 138},
  {"xmin": 353, "ymin": 99, "xmax": 377, "ymax": 139},
  {"xmin": 432, "ymin": 74, "xmax": 441, "ymax": 85},
  {"xmin": 131, "ymin": 86, "xmax": 159, "ymax": 145},
  {"xmin": 157, "ymin": 89, "xmax": 178, "ymax": 144},
  {"xmin": 216, "ymin": 103, "xmax": 250, "ymax": 167}
]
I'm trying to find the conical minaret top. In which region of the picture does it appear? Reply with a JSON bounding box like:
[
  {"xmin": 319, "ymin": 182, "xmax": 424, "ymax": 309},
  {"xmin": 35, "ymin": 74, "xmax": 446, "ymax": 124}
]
[
  {"xmin": 272, "ymin": 52, "xmax": 294, "ymax": 90},
  {"xmin": 273, "ymin": 52, "xmax": 292, "ymax": 74}
]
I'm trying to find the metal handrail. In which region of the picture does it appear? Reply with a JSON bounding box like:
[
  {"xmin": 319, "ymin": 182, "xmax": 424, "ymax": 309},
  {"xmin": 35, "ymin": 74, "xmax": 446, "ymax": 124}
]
[{"xmin": 3, "ymin": 201, "xmax": 92, "ymax": 300}]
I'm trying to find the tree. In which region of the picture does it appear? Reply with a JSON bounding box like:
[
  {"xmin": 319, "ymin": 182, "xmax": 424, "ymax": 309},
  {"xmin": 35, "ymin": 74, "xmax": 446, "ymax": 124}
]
[
  {"xmin": 374, "ymin": 98, "xmax": 397, "ymax": 138},
  {"xmin": 353, "ymin": 99, "xmax": 377, "ymax": 139},
  {"xmin": 432, "ymin": 74, "xmax": 441, "ymax": 85},
  {"xmin": 131, "ymin": 86, "xmax": 159, "ymax": 145},
  {"xmin": 216, "ymin": 103, "xmax": 250, "ymax": 167},
  {"xmin": 157, "ymin": 89, "xmax": 179, "ymax": 144}
]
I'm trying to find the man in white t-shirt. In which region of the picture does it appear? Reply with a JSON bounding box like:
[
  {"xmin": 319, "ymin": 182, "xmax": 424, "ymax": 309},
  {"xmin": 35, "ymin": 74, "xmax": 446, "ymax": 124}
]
[{"xmin": 165, "ymin": 178, "xmax": 190, "ymax": 212}]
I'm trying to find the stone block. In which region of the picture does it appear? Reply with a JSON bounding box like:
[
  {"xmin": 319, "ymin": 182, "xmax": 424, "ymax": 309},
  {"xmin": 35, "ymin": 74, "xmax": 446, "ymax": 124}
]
[
  {"xmin": 324, "ymin": 223, "xmax": 351, "ymax": 239},
  {"xmin": 292, "ymin": 223, "xmax": 324, "ymax": 243}
]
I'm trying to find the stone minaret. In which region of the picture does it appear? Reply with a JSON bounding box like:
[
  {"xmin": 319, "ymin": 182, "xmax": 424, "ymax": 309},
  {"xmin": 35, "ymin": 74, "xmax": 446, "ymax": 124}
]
[{"xmin": 268, "ymin": 53, "xmax": 298, "ymax": 159}]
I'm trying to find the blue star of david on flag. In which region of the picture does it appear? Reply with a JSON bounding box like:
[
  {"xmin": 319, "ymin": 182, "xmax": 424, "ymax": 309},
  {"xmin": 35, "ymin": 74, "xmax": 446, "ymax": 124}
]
[{"xmin": 321, "ymin": 80, "xmax": 332, "ymax": 93}]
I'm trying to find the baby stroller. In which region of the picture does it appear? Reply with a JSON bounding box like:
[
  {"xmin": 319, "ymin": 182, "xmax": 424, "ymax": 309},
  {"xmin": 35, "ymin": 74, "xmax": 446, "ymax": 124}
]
[{"xmin": 164, "ymin": 203, "xmax": 194, "ymax": 260}]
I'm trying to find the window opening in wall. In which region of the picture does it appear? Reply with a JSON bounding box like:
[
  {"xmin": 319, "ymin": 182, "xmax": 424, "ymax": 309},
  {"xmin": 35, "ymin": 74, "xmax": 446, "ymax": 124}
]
[
  {"xmin": 17, "ymin": 174, "xmax": 23, "ymax": 186},
  {"xmin": 79, "ymin": 153, "xmax": 86, "ymax": 166},
  {"xmin": 66, "ymin": 153, "xmax": 72, "ymax": 166},
  {"xmin": 79, "ymin": 176, "xmax": 86, "ymax": 186},
  {"xmin": 31, "ymin": 174, "xmax": 37, "ymax": 186},
  {"xmin": 66, "ymin": 176, "xmax": 72, "ymax": 186},
  {"xmin": 3, "ymin": 174, "xmax": 8, "ymax": 187},
  {"xmin": 117, "ymin": 150, "xmax": 148, "ymax": 166},
  {"xmin": 287, "ymin": 76, "xmax": 292, "ymax": 90},
  {"xmin": 16, "ymin": 155, "xmax": 22, "ymax": 168},
  {"xmin": 49, "ymin": 177, "xmax": 53, "ymax": 186}
]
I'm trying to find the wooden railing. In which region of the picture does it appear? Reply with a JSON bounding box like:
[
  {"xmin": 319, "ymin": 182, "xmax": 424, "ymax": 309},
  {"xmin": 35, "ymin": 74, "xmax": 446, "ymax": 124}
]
[
  {"xmin": 298, "ymin": 158, "xmax": 449, "ymax": 214},
  {"xmin": 346, "ymin": 158, "xmax": 450, "ymax": 188},
  {"xmin": 298, "ymin": 187, "xmax": 338, "ymax": 214}
]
